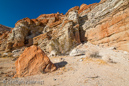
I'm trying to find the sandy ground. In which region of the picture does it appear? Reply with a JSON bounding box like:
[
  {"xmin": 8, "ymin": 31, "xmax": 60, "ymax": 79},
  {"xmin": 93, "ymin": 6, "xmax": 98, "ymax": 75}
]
[
  {"xmin": 0, "ymin": 55, "xmax": 129, "ymax": 86},
  {"xmin": 0, "ymin": 43, "xmax": 129, "ymax": 86}
]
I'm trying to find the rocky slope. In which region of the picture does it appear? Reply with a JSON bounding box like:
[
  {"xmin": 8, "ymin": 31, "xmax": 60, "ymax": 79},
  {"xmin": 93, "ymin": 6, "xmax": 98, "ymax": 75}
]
[
  {"xmin": 0, "ymin": 24, "xmax": 11, "ymax": 51},
  {"xmin": 0, "ymin": 0, "xmax": 129, "ymax": 56},
  {"xmin": 0, "ymin": 0, "xmax": 129, "ymax": 85},
  {"xmin": 80, "ymin": 0, "xmax": 129, "ymax": 52}
]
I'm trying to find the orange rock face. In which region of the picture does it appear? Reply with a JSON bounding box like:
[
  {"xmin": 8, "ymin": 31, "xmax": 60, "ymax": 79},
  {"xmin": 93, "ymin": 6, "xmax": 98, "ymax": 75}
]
[
  {"xmin": 85, "ymin": 2, "xmax": 129, "ymax": 51},
  {"xmin": 0, "ymin": 25, "xmax": 11, "ymax": 51},
  {"xmin": 78, "ymin": 3, "xmax": 97, "ymax": 14},
  {"xmin": 65, "ymin": 6, "xmax": 79, "ymax": 16},
  {"xmin": 15, "ymin": 17, "xmax": 33, "ymax": 27},
  {"xmin": 14, "ymin": 45, "xmax": 56, "ymax": 77},
  {"xmin": 37, "ymin": 13, "xmax": 64, "ymax": 20},
  {"xmin": 1, "ymin": 0, "xmax": 129, "ymax": 54}
]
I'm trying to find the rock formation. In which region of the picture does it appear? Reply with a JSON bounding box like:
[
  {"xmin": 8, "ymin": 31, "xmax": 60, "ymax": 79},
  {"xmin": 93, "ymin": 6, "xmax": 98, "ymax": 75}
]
[
  {"xmin": 79, "ymin": 0, "xmax": 129, "ymax": 52},
  {"xmin": 0, "ymin": 0, "xmax": 129, "ymax": 56},
  {"xmin": 0, "ymin": 24, "xmax": 11, "ymax": 51},
  {"xmin": 14, "ymin": 45, "xmax": 56, "ymax": 77}
]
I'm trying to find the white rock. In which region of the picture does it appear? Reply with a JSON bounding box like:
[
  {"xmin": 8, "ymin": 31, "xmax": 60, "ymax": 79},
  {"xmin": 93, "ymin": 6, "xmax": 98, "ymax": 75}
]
[
  {"xmin": 123, "ymin": 51, "xmax": 128, "ymax": 54},
  {"xmin": 108, "ymin": 47, "xmax": 116, "ymax": 50},
  {"xmin": 70, "ymin": 49, "xmax": 85, "ymax": 56},
  {"xmin": 79, "ymin": 59, "xmax": 83, "ymax": 62},
  {"xmin": 102, "ymin": 56, "xmax": 110, "ymax": 62},
  {"xmin": 2, "ymin": 53, "xmax": 8, "ymax": 57},
  {"xmin": 49, "ymin": 50, "xmax": 58, "ymax": 57}
]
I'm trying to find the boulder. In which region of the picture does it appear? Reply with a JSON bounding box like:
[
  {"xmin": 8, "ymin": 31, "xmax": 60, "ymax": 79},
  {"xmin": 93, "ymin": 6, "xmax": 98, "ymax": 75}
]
[
  {"xmin": 14, "ymin": 45, "xmax": 56, "ymax": 77},
  {"xmin": 69, "ymin": 49, "xmax": 86, "ymax": 56}
]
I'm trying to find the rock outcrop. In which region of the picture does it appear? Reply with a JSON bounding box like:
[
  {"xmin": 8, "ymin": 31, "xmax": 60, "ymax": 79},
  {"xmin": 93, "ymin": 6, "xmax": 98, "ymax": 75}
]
[
  {"xmin": 79, "ymin": 0, "xmax": 129, "ymax": 52},
  {"xmin": 14, "ymin": 45, "xmax": 56, "ymax": 77},
  {"xmin": 0, "ymin": 25, "xmax": 11, "ymax": 51},
  {"xmin": 0, "ymin": 0, "xmax": 129, "ymax": 55},
  {"xmin": 32, "ymin": 8, "xmax": 81, "ymax": 55},
  {"xmin": 2, "ymin": 9, "xmax": 80, "ymax": 55}
]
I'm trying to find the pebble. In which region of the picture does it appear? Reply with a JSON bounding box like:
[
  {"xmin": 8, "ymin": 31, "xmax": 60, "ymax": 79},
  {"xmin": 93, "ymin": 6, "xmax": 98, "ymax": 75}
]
[
  {"xmin": 53, "ymin": 78, "xmax": 56, "ymax": 81},
  {"xmin": 2, "ymin": 53, "xmax": 8, "ymax": 57},
  {"xmin": 80, "ymin": 57, "xmax": 84, "ymax": 59},
  {"xmin": 123, "ymin": 51, "xmax": 128, "ymax": 54},
  {"xmin": 79, "ymin": 59, "xmax": 83, "ymax": 62},
  {"xmin": 3, "ymin": 78, "xmax": 7, "ymax": 80},
  {"xmin": 60, "ymin": 58, "xmax": 65, "ymax": 61}
]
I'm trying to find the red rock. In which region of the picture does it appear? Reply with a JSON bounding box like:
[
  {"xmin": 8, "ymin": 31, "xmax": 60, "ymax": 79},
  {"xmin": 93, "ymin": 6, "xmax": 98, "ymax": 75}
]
[
  {"xmin": 78, "ymin": 3, "xmax": 97, "ymax": 14},
  {"xmin": 14, "ymin": 45, "xmax": 56, "ymax": 77},
  {"xmin": 65, "ymin": 6, "xmax": 79, "ymax": 15},
  {"xmin": 37, "ymin": 13, "xmax": 64, "ymax": 20},
  {"xmin": 48, "ymin": 20, "xmax": 62, "ymax": 28},
  {"xmin": 40, "ymin": 19, "xmax": 49, "ymax": 25},
  {"xmin": 15, "ymin": 17, "xmax": 33, "ymax": 27},
  {"xmin": 85, "ymin": 6, "xmax": 129, "ymax": 51},
  {"xmin": 31, "ymin": 19, "xmax": 41, "ymax": 26}
]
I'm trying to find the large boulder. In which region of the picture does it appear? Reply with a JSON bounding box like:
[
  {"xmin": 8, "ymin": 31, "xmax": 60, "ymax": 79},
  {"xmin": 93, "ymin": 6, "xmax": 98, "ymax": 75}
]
[{"xmin": 14, "ymin": 45, "xmax": 56, "ymax": 77}]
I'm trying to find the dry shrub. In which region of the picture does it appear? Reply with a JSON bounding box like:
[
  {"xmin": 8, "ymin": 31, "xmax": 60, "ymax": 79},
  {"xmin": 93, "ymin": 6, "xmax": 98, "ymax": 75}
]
[{"xmin": 86, "ymin": 50, "xmax": 101, "ymax": 58}]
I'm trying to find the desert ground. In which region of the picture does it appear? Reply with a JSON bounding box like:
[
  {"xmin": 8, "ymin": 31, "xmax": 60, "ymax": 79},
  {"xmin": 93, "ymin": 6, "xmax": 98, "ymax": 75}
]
[{"xmin": 0, "ymin": 43, "xmax": 129, "ymax": 86}]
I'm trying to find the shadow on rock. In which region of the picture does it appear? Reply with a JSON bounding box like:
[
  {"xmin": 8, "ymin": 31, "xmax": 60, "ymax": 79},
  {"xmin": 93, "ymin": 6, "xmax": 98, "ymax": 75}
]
[{"xmin": 54, "ymin": 61, "xmax": 68, "ymax": 69}]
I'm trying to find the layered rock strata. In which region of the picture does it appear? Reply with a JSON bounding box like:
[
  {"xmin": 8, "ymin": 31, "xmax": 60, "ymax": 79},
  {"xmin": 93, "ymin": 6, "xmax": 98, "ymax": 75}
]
[{"xmin": 0, "ymin": 0, "xmax": 129, "ymax": 55}]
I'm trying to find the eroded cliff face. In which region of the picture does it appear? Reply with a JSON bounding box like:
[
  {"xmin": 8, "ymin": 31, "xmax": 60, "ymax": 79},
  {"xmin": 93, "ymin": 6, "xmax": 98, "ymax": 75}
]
[
  {"xmin": 0, "ymin": 25, "xmax": 11, "ymax": 51},
  {"xmin": 1, "ymin": 7, "xmax": 81, "ymax": 55},
  {"xmin": 0, "ymin": 0, "xmax": 129, "ymax": 55},
  {"xmin": 79, "ymin": 0, "xmax": 129, "ymax": 52}
]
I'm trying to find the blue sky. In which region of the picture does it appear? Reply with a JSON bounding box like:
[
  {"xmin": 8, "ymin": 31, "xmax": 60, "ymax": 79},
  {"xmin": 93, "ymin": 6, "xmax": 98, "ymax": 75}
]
[{"xmin": 0, "ymin": 0, "xmax": 100, "ymax": 28}]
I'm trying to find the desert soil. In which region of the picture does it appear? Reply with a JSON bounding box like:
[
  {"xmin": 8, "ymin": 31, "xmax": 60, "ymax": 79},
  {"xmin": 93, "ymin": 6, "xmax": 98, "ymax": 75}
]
[{"xmin": 0, "ymin": 43, "xmax": 129, "ymax": 86}]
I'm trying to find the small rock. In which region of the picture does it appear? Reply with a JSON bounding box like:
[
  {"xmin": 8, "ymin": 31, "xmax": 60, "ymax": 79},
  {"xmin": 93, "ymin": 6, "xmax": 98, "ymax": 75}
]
[
  {"xmin": 53, "ymin": 78, "xmax": 56, "ymax": 81},
  {"xmin": 102, "ymin": 56, "xmax": 110, "ymax": 62},
  {"xmin": 108, "ymin": 47, "xmax": 116, "ymax": 50},
  {"xmin": 80, "ymin": 57, "xmax": 84, "ymax": 59},
  {"xmin": 12, "ymin": 49, "xmax": 20, "ymax": 53},
  {"xmin": 1, "ymin": 72, "xmax": 4, "ymax": 74},
  {"xmin": 6, "ymin": 74, "xmax": 9, "ymax": 77},
  {"xmin": 3, "ymin": 78, "xmax": 7, "ymax": 80},
  {"xmin": 79, "ymin": 59, "xmax": 83, "ymax": 62},
  {"xmin": 2, "ymin": 53, "xmax": 8, "ymax": 57},
  {"xmin": 0, "ymin": 67, "xmax": 3, "ymax": 69},
  {"xmin": 70, "ymin": 49, "xmax": 85, "ymax": 56},
  {"xmin": 123, "ymin": 51, "xmax": 128, "ymax": 54},
  {"xmin": 60, "ymin": 58, "xmax": 65, "ymax": 61},
  {"xmin": 12, "ymin": 57, "xmax": 18, "ymax": 61}
]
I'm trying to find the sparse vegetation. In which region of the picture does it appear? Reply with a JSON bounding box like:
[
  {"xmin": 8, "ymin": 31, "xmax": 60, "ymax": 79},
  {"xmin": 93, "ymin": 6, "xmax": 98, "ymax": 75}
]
[{"xmin": 89, "ymin": 51, "xmax": 101, "ymax": 58}]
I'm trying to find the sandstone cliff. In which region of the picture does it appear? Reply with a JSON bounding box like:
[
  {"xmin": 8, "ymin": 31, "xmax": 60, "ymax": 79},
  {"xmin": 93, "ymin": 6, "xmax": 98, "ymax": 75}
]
[
  {"xmin": 0, "ymin": 25, "xmax": 11, "ymax": 51},
  {"xmin": 0, "ymin": 0, "xmax": 129, "ymax": 56},
  {"xmin": 79, "ymin": 0, "xmax": 129, "ymax": 52}
]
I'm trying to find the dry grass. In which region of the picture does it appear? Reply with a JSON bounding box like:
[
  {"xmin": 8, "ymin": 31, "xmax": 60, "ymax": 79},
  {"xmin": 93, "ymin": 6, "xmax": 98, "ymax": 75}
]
[{"xmin": 83, "ymin": 57, "xmax": 107, "ymax": 65}]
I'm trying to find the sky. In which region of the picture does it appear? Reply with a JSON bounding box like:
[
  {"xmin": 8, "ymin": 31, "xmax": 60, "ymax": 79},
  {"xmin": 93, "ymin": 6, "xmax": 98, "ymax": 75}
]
[{"xmin": 0, "ymin": 0, "xmax": 100, "ymax": 28}]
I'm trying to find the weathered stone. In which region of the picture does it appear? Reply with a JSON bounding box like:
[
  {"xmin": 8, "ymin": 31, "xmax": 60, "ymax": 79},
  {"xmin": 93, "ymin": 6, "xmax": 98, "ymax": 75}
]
[
  {"xmin": 69, "ymin": 49, "xmax": 86, "ymax": 56},
  {"xmin": 79, "ymin": 0, "xmax": 129, "ymax": 52},
  {"xmin": 14, "ymin": 45, "xmax": 56, "ymax": 77},
  {"xmin": 0, "ymin": 25, "xmax": 11, "ymax": 51},
  {"xmin": 1, "ymin": 0, "xmax": 129, "ymax": 56}
]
